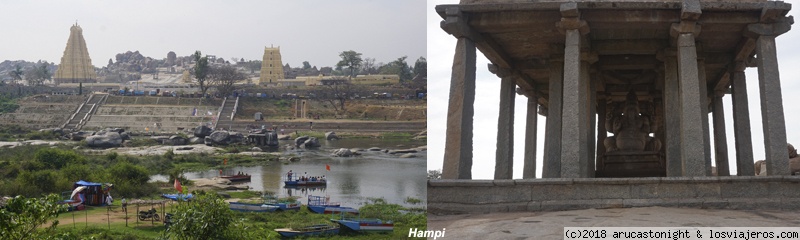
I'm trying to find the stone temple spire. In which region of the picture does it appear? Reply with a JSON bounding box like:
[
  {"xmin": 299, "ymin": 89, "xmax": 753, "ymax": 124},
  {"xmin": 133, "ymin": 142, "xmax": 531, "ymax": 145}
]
[
  {"xmin": 259, "ymin": 46, "xmax": 284, "ymax": 85},
  {"xmin": 54, "ymin": 23, "xmax": 97, "ymax": 84}
]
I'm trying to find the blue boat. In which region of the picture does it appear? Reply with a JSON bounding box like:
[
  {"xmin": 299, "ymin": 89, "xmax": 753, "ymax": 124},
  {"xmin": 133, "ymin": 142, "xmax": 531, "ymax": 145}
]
[
  {"xmin": 161, "ymin": 193, "xmax": 194, "ymax": 201},
  {"xmin": 274, "ymin": 224, "xmax": 339, "ymax": 238},
  {"xmin": 229, "ymin": 202, "xmax": 279, "ymax": 212},
  {"xmin": 263, "ymin": 198, "xmax": 301, "ymax": 211},
  {"xmin": 307, "ymin": 195, "xmax": 340, "ymax": 213},
  {"xmin": 332, "ymin": 218, "xmax": 394, "ymax": 232},
  {"xmin": 284, "ymin": 179, "xmax": 327, "ymax": 186}
]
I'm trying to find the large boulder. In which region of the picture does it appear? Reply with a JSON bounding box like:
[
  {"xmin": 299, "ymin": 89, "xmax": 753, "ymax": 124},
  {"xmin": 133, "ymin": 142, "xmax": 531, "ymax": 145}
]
[
  {"xmin": 209, "ymin": 131, "xmax": 230, "ymax": 144},
  {"xmin": 194, "ymin": 125, "xmax": 213, "ymax": 138},
  {"xmin": 70, "ymin": 131, "xmax": 94, "ymax": 141},
  {"xmin": 167, "ymin": 135, "xmax": 187, "ymax": 145},
  {"xmin": 189, "ymin": 137, "xmax": 203, "ymax": 144},
  {"xmin": 295, "ymin": 136, "xmax": 310, "ymax": 146},
  {"xmin": 300, "ymin": 137, "xmax": 321, "ymax": 148},
  {"xmin": 332, "ymin": 148, "xmax": 353, "ymax": 157},
  {"xmin": 228, "ymin": 131, "xmax": 245, "ymax": 144},
  {"xmin": 120, "ymin": 132, "xmax": 131, "ymax": 141},
  {"xmin": 86, "ymin": 132, "xmax": 123, "ymax": 148},
  {"xmin": 325, "ymin": 132, "xmax": 340, "ymax": 140}
]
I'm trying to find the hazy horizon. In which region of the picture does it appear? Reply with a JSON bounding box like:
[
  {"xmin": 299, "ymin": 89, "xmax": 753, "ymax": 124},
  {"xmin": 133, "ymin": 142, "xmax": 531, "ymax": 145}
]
[{"xmin": 1, "ymin": 0, "xmax": 426, "ymax": 69}]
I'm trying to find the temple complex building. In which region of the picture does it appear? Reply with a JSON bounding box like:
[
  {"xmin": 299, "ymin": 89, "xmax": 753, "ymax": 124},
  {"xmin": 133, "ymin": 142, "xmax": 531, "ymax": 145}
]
[
  {"xmin": 259, "ymin": 46, "xmax": 284, "ymax": 85},
  {"xmin": 54, "ymin": 23, "xmax": 97, "ymax": 85},
  {"xmin": 437, "ymin": 0, "xmax": 793, "ymax": 179}
]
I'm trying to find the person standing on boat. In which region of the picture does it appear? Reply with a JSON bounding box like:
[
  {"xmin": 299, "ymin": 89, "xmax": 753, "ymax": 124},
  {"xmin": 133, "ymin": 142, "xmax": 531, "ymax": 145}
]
[
  {"xmin": 304, "ymin": 172, "xmax": 308, "ymax": 181},
  {"xmin": 287, "ymin": 170, "xmax": 293, "ymax": 181}
]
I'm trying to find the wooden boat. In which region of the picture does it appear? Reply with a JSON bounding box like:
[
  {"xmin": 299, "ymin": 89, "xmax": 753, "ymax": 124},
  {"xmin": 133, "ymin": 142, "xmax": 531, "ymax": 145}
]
[
  {"xmin": 161, "ymin": 193, "xmax": 194, "ymax": 201},
  {"xmin": 263, "ymin": 199, "xmax": 301, "ymax": 211},
  {"xmin": 220, "ymin": 174, "xmax": 251, "ymax": 182},
  {"xmin": 332, "ymin": 218, "xmax": 394, "ymax": 232},
  {"xmin": 274, "ymin": 224, "xmax": 339, "ymax": 238},
  {"xmin": 284, "ymin": 179, "xmax": 326, "ymax": 186},
  {"xmin": 229, "ymin": 202, "xmax": 279, "ymax": 212},
  {"xmin": 307, "ymin": 195, "xmax": 340, "ymax": 213},
  {"xmin": 321, "ymin": 206, "xmax": 359, "ymax": 215}
]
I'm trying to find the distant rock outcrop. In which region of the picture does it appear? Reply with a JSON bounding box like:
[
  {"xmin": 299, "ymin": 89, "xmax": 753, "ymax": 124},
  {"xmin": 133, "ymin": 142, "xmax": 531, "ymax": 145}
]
[{"xmin": 86, "ymin": 131, "xmax": 123, "ymax": 148}]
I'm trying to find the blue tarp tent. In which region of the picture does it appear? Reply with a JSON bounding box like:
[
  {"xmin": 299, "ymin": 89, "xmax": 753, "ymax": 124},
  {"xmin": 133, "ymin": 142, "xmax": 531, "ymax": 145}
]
[{"xmin": 73, "ymin": 180, "xmax": 112, "ymax": 206}]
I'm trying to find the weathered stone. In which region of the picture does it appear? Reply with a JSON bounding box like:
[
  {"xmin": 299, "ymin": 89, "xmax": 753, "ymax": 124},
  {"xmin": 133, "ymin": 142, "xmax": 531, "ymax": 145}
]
[
  {"xmin": 663, "ymin": 53, "xmax": 682, "ymax": 177},
  {"xmin": 731, "ymin": 70, "xmax": 755, "ymax": 176},
  {"xmin": 543, "ymin": 61, "xmax": 563, "ymax": 178},
  {"xmin": 250, "ymin": 147, "xmax": 262, "ymax": 152},
  {"xmin": 523, "ymin": 96, "xmax": 538, "ymax": 179},
  {"xmin": 209, "ymin": 131, "xmax": 230, "ymax": 145},
  {"xmin": 86, "ymin": 131, "xmax": 122, "ymax": 148},
  {"xmin": 399, "ymin": 153, "xmax": 417, "ymax": 158},
  {"xmin": 166, "ymin": 135, "xmax": 187, "ymax": 146},
  {"xmin": 188, "ymin": 137, "xmax": 202, "ymax": 144},
  {"xmin": 70, "ymin": 131, "xmax": 94, "ymax": 141},
  {"xmin": 677, "ymin": 33, "xmax": 707, "ymax": 176},
  {"xmin": 194, "ymin": 125, "xmax": 212, "ymax": 138},
  {"xmin": 294, "ymin": 136, "xmax": 310, "ymax": 146},
  {"xmin": 560, "ymin": 29, "xmax": 588, "ymax": 178},
  {"xmin": 494, "ymin": 73, "xmax": 515, "ymax": 180},
  {"xmin": 325, "ymin": 131, "xmax": 339, "ymax": 140},
  {"xmin": 442, "ymin": 38, "xmax": 476, "ymax": 180},
  {"xmin": 368, "ymin": 147, "xmax": 381, "ymax": 151},
  {"xmin": 300, "ymin": 137, "xmax": 320, "ymax": 148},
  {"xmin": 332, "ymin": 148, "xmax": 353, "ymax": 157},
  {"xmin": 756, "ymin": 35, "xmax": 790, "ymax": 176},
  {"xmin": 712, "ymin": 95, "xmax": 730, "ymax": 176},
  {"xmin": 388, "ymin": 149, "xmax": 418, "ymax": 154}
]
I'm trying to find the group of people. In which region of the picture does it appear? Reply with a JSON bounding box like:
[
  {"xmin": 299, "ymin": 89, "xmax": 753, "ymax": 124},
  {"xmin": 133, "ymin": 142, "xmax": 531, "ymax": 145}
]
[{"xmin": 286, "ymin": 170, "xmax": 326, "ymax": 182}]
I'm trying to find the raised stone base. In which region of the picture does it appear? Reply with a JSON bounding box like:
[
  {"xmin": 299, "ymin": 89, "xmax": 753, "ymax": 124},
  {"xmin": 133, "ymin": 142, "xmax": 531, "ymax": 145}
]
[
  {"xmin": 597, "ymin": 151, "xmax": 665, "ymax": 177},
  {"xmin": 428, "ymin": 176, "xmax": 800, "ymax": 214}
]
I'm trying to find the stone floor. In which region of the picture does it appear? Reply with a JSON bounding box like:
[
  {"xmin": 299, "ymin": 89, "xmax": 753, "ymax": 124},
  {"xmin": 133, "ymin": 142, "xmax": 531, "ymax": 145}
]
[{"xmin": 427, "ymin": 207, "xmax": 800, "ymax": 240}]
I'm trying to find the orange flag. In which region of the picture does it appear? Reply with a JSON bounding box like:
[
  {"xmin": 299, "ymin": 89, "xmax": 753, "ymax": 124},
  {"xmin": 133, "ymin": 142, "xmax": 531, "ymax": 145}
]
[
  {"xmin": 174, "ymin": 178, "xmax": 183, "ymax": 193},
  {"xmin": 326, "ymin": 164, "xmax": 331, "ymax": 171}
]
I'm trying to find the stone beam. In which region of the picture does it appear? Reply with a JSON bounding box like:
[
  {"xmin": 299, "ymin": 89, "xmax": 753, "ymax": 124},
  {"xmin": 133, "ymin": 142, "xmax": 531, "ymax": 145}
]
[
  {"xmin": 440, "ymin": 7, "xmax": 513, "ymax": 69},
  {"xmin": 594, "ymin": 40, "xmax": 666, "ymax": 55}
]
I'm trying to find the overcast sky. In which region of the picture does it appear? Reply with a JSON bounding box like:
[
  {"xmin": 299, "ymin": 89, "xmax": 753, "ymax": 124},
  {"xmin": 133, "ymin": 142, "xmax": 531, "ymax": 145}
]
[
  {"xmin": 0, "ymin": 0, "xmax": 425, "ymax": 68},
  {"xmin": 428, "ymin": 0, "xmax": 800, "ymax": 179}
]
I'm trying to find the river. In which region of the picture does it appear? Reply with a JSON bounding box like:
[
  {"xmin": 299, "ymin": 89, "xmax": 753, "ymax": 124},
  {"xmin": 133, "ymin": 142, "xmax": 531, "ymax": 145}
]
[{"xmin": 153, "ymin": 138, "xmax": 426, "ymax": 208}]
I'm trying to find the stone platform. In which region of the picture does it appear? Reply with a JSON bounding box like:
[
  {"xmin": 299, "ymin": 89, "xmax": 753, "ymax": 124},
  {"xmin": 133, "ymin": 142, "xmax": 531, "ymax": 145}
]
[
  {"xmin": 597, "ymin": 152, "xmax": 665, "ymax": 177},
  {"xmin": 428, "ymin": 176, "xmax": 800, "ymax": 214}
]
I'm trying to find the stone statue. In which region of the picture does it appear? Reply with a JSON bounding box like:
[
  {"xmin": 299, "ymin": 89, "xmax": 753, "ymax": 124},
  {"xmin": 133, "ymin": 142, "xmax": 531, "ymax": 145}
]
[{"xmin": 604, "ymin": 90, "xmax": 661, "ymax": 153}]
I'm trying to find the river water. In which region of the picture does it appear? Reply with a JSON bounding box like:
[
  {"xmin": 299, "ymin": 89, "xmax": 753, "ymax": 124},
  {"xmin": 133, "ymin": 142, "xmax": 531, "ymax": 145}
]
[{"xmin": 155, "ymin": 138, "xmax": 426, "ymax": 208}]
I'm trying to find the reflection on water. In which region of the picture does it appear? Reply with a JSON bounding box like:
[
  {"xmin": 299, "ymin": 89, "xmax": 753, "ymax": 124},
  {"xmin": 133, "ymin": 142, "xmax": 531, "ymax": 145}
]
[{"xmin": 155, "ymin": 139, "xmax": 426, "ymax": 208}]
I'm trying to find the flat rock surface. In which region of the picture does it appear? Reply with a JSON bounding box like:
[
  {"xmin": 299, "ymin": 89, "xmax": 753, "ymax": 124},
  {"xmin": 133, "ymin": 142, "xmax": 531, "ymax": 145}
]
[{"xmin": 428, "ymin": 207, "xmax": 800, "ymax": 240}]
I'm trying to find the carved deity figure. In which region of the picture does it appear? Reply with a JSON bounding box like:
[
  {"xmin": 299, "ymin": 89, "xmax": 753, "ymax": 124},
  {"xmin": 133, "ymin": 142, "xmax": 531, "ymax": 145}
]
[{"xmin": 604, "ymin": 90, "xmax": 661, "ymax": 153}]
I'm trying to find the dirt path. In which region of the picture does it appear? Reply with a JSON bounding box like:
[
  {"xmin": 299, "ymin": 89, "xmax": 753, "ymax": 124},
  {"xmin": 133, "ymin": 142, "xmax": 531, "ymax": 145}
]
[{"xmin": 48, "ymin": 204, "xmax": 170, "ymax": 228}]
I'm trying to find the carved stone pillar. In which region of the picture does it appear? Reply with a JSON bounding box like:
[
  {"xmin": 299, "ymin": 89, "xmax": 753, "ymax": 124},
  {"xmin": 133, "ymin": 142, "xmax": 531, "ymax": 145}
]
[
  {"xmin": 661, "ymin": 49, "xmax": 682, "ymax": 177},
  {"xmin": 441, "ymin": 10, "xmax": 476, "ymax": 179},
  {"xmin": 672, "ymin": 16, "xmax": 707, "ymax": 176},
  {"xmin": 730, "ymin": 66, "xmax": 755, "ymax": 176},
  {"xmin": 542, "ymin": 59, "xmax": 564, "ymax": 178},
  {"xmin": 523, "ymin": 90, "xmax": 539, "ymax": 179},
  {"xmin": 712, "ymin": 91, "xmax": 730, "ymax": 176},
  {"xmin": 747, "ymin": 18, "xmax": 792, "ymax": 175},
  {"xmin": 490, "ymin": 65, "xmax": 515, "ymax": 179}
]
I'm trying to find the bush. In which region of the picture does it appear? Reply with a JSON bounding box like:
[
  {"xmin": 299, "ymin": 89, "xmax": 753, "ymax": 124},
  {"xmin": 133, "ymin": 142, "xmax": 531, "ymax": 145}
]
[{"xmin": 34, "ymin": 148, "xmax": 86, "ymax": 169}]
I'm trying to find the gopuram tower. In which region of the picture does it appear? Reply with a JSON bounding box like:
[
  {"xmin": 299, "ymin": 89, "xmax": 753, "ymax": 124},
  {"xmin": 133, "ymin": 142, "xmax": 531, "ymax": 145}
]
[
  {"xmin": 259, "ymin": 46, "xmax": 284, "ymax": 85},
  {"xmin": 54, "ymin": 23, "xmax": 97, "ymax": 85}
]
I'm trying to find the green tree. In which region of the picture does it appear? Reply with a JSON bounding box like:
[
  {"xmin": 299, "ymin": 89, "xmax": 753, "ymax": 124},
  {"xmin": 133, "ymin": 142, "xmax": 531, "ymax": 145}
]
[
  {"xmin": 413, "ymin": 56, "xmax": 427, "ymax": 78},
  {"xmin": 380, "ymin": 56, "xmax": 412, "ymax": 82},
  {"xmin": 9, "ymin": 65, "xmax": 23, "ymax": 81},
  {"xmin": 209, "ymin": 65, "xmax": 246, "ymax": 97},
  {"xmin": 192, "ymin": 51, "xmax": 211, "ymax": 97},
  {"xmin": 0, "ymin": 194, "xmax": 66, "ymax": 240},
  {"xmin": 34, "ymin": 148, "xmax": 86, "ymax": 170},
  {"xmin": 336, "ymin": 50, "xmax": 363, "ymax": 77},
  {"xmin": 25, "ymin": 62, "xmax": 51, "ymax": 86},
  {"xmin": 302, "ymin": 61, "xmax": 311, "ymax": 69},
  {"xmin": 165, "ymin": 192, "xmax": 237, "ymax": 240}
]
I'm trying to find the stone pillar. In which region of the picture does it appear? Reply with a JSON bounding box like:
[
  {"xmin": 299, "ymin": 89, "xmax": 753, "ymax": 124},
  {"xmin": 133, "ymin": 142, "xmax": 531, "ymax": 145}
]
[
  {"xmin": 661, "ymin": 50, "xmax": 682, "ymax": 177},
  {"xmin": 712, "ymin": 92, "xmax": 730, "ymax": 176},
  {"xmin": 492, "ymin": 65, "xmax": 515, "ymax": 179},
  {"xmin": 523, "ymin": 91, "xmax": 539, "ymax": 179},
  {"xmin": 698, "ymin": 59, "xmax": 713, "ymax": 176},
  {"xmin": 442, "ymin": 38, "xmax": 476, "ymax": 179},
  {"xmin": 730, "ymin": 67, "xmax": 755, "ymax": 176},
  {"xmin": 753, "ymin": 32, "xmax": 790, "ymax": 176},
  {"xmin": 674, "ymin": 25, "xmax": 707, "ymax": 176},
  {"xmin": 542, "ymin": 60, "xmax": 564, "ymax": 178},
  {"xmin": 596, "ymin": 96, "xmax": 607, "ymax": 170},
  {"xmin": 560, "ymin": 28, "xmax": 589, "ymax": 178},
  {"xmin": 585, "ymin": 59, "xmax": 597, "ymax": 177}
]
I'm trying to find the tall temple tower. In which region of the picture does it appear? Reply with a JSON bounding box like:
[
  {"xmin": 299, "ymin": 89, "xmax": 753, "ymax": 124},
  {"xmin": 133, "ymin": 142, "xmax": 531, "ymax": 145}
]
[
  {"xmin": 259, "ymin": 46, "xmax": 284, "ymax": 85},
  {"xmin": 54, "ymin": 23, "xmax": 97, "ymax": 85}
]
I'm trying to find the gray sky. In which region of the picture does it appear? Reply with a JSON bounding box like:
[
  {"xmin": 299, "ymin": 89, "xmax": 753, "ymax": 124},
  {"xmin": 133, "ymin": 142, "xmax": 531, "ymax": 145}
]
[
  {"xmin": 428, "ymin": 0, "xmax": 800, "ymax": 179},
  {"xmin": 1, "ymin": 0, "xmax": 425, "ymax": 68}
]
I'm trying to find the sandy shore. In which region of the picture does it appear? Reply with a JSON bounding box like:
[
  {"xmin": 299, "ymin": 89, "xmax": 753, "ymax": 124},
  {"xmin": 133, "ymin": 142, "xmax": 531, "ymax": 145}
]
[{"xmin": 428, "ymin": 207, "xmax": 800, "ymax": 239}]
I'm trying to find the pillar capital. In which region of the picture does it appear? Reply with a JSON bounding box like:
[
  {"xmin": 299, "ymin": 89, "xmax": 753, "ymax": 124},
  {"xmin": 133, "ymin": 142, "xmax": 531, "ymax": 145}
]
[
  {"xmin": 487, "ymin": 63, "xmax": 514, "ymax": 79},
  {"xmin": 440, "ymin": 7, "xmax": 473, "ymax": 39},
  {"xmin": 681, "ymin": 0, "xmax": 702, "ymax": 21},
  {"xmin": 670, "ymin": 21, "xmax": 701, "ymax": 38},
  {"xmin": 556, "ymin": 2, "xmax": 589, "ymax": 35},
  {"xmin": 745, "ymin": 16, "xmax": 793, "ymax": 38}
]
